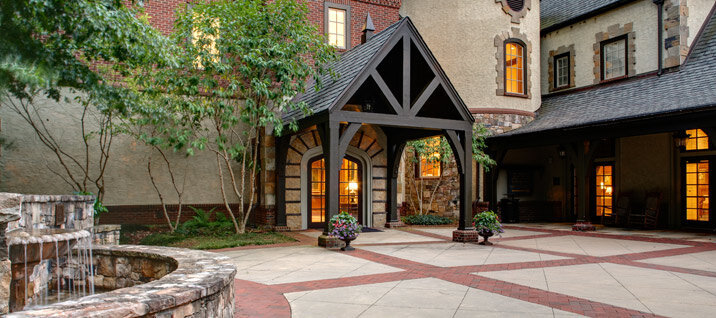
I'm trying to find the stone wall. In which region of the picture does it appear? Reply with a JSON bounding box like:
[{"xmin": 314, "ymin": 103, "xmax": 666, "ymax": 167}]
[
  {"xmin": 403, "ymin": 152, "xmax": 460, "ymax": 218},
  {"xmin": 11, "ymin": 245, "xmax": 236, "ymax": 318},
  {"xmin": 7, "ymin": 194, "xmax": 94, "ymax": 232},
  {"xmin": 283, "ymin": 125, "xmax": 388, "ymax": 230},
  {"xmin": 92, "ymin": 224, "xmax": 121, "ymax": 245},
  {"xmin": 473, "ymin": 112, "xmax": 535, "ymax": 135}
]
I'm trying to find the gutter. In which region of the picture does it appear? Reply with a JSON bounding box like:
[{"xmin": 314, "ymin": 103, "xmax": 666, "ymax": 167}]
[{"xmin": 654, "ymin": 0, "xmax": 665, "ymax": 76}]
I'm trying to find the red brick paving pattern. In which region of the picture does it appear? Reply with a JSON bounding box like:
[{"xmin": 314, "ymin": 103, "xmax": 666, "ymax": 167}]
[{"xmin": 234, "ymin": 226, "xmax": 716, "ymax": 318}]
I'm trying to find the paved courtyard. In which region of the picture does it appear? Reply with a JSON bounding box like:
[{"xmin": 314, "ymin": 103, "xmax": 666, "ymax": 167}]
[{"xmin": 220, "ymin": 224, "xmax": 716, "ymax": 317}]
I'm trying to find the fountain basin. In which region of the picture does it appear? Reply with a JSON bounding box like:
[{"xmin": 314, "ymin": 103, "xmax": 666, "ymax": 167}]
[
  {"xmin": 7, "ymin": 229, "xmax": 91, "ymax": 264},
  {"xmin": 9, "ymin": 245, "xmax": 236, "ymax": 317}
]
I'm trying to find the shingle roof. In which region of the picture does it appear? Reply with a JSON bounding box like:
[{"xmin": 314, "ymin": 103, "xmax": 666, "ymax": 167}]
[
  {"xmin": 541, "ymin": 0, "xmax": 636, "ymax": 32},
  {"xmin": 496, "ymin": 7, "xmax": 716, "ymax": 138},
  {"xmin": 282, "ymin": 19, "xmax": 402, "ymax": 122}
]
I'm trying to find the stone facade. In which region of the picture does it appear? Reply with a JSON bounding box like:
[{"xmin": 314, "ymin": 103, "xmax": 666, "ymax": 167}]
[
  {"xmin": 547, "ymin": 44, "xmax": 576, "ymax": 92},
  {"xmin": 593, "ymin": 23, "xmax": 637, "ymax": 84},
  {"xmin": 403, "ymin": 151, "xmax": 461, "ymax": 218},
  {"xmin": 472, "ymin": 112, "xmax": 535, "ymax": 135},
  {"xmin": 11, "ymin": 245, "xmax": 236, "ymax": 318},
  {"xmin": 664, "ymin": 0, "xmax": 690, "ymax": 67}
]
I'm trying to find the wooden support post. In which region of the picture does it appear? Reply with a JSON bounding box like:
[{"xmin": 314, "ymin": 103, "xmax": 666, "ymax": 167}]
[
  {"xmin": 274, "ymin": 135, "xmax": 289, "ymax": 228},
  {"xmin": 452, "ymin": 128, "xmax": 476, "ymax": 242},
  {"xmin": 386, "ymin": 135, "xmax": 406, "ymax": 227}
]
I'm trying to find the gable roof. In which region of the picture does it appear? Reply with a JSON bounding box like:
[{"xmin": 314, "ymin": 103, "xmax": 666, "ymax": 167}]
[
  {"xmin": 282, "ymin": 20, "xmax": 401, "ymax": 122},
  {"xmin": 541, "ymin": 0, "xmax": 637, "ymax": 33},
  {"xmin": 284, "ymin": 17, "xmax": 473, "ymax": 124},
  {"xmin": 493, "ymin": 6, "xmax": 716, "ymax": 140}
]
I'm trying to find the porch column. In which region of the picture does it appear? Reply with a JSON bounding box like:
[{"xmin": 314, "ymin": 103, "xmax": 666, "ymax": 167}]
[
  {"xmin": 274, "ymin": 135, "xmax": 289, "ymax": 228},
  {"xmin": 321, "ymin": 121, "xmax": 341, "ymax": 235},
  {"xmin": 575, "ymin": 141, "xmax": 588, "ymax": 220},
  {"xmin": 386, "ymin": 135, "xmax": 406, "ymax": 227},
  {"xmin": 458, "ymin": 128, "xmax": 474, "ymax": 231},
  {"xmin": 447, "ymin": 128, "xmax": 476, "ymax": 242}
]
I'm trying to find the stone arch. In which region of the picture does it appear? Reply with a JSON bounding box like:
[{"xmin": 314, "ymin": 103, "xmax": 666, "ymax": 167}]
[{"xmin": 283, "ymin": 127, "xmax": 387, "ymax": 230}]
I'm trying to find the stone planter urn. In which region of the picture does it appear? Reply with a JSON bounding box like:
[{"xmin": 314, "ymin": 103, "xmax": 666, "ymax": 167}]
[
  {"xmin": 478, "ymin": 229, "xmax": 494, "ymax": 246},
  {"xmin": 341, "ymin": 236, "xmax": 356, "ymax": 251}
]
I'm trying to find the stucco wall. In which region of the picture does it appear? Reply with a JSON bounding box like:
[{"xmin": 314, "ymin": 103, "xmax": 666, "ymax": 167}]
[
  {"xmin": 400, "ymin": 0, "xmax": 541, "ymax": 113},
  {"xmin": 618, "ymin": 134, "xmax": 671, "ymax": 202},
  {"xmin": 687, "ymin": 0, "xmax": 716, "ymax": 46},
  {"xmin": 0, "ymin": 93, "xmax": 235, "ymax": 206},
  {"xmin": 540, "ymin": 0, "xmax": 659, "ymax": 94}
]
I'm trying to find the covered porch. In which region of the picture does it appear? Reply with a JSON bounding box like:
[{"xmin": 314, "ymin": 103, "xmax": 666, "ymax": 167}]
[{"xmin": 276, "ymin": 17, "xmax": 478, "ymax": 244}]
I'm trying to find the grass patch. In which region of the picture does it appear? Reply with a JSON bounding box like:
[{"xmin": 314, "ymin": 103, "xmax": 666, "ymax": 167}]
[
  {"xmin": 134, "ymin": 207, "xmax": 296, "ymax": 250},
  {"xmin": 401, "ymin": 214, "xmax": 454, "ymax": 225},
  {"xmin": 139, "ymin": 231, "xmax": 295, "ymax": 250}
]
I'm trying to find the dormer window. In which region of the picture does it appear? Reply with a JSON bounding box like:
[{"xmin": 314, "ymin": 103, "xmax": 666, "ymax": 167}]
[{"xmin": 325, "ymin": 3, "xmax": 350, "ymax": 49}]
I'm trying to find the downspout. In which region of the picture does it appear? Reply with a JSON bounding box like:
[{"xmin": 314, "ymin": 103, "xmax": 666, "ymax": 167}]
[{"xmin": 654, "ymin": 0, "xmax": 665, "ymax": 76}]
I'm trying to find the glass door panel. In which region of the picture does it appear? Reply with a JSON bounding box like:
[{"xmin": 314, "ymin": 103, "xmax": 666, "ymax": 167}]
[
  {"xmin": 308, "ymin": 157, "xmax": 362, "ymax": 228},
  {"xmin": 685, "ymin": 160, "xmax": 710, "ymax": 222}
]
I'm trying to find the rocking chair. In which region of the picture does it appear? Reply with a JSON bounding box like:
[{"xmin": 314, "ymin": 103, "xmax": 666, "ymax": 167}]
[
  {"xmin": 602, "ymin": 194, "xmax": 630, "ymax": 226},
  {"xmin": 628, "ymin": 192, "xmax": 661, "ymax": 229}
]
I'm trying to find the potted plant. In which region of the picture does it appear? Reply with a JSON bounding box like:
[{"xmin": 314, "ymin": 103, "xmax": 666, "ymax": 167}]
[
  {"xmin": 329, "ymin": 211, "xmax": 362, "ymax": 251},
  {"xmin": 473, "ymin": 210, "xmax": 504, "ymax": 245}
]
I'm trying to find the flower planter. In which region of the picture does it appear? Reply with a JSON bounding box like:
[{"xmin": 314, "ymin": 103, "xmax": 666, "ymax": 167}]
[
  {"xmin": 341, "ymin": 236, "xmax": 356, "ymax": 251},
  {"xmin": 478, "ymin": 229, "xmax": 494, "ymax": 245}
]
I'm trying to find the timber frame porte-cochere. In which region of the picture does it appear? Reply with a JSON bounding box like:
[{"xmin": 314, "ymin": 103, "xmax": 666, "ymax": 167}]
[{"xmin": 276, "ymin": 17, "xmax": 479, "ymax": 244}]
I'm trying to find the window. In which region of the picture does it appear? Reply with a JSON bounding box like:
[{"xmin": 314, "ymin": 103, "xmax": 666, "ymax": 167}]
[
  {"xmin": 417, "ymin": 138, "xmax": 442, "ymax": 178},
  {"xmin": 686, "ymin": 129, "xmax": 710, "ymax": 151},
  {"xmin": 686, "ymin": 160, "xmax": 709, "ymax": 222},
  {"xmin": 601, "ymin": 36, "xmax": 627, "ymax": 81},
  {"xmin": 554, "ymin": 53, "xmax": 570, "ymax": 89},
  {"xmin": 595, "ymin": 164, "xmax": 614, "ymax": 217},
  {"xmin": 505, "ymin": 41, "xmax": 526, "ymax": 95},
  {"xmin": 192, "ymin": 15, "xmax": 219, "ymax": 69},
  {"xmin": 308, "ymin": 157, "xmax": 362, "ymax": 227},
  {"xmin": 506, "ymin": 0, "xmax": 525, "ymax": 11},
  {"xmin": 326, "ymin": 5, "xmax": 349, "ymax": 49}
]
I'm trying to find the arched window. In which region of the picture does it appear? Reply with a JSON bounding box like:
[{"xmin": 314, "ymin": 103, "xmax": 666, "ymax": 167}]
[
  {"xmin": 685, "ymin": 129, "xmax": 710, "ymax": 151},
  {"xmin": 504, "ymin": 39, "xmax": 526, "ymax": 96}
]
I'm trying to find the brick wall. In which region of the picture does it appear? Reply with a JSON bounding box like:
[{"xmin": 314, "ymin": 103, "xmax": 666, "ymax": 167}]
[{"xmin": 140, "ymin": 0, "xmax": 401, "ymax": 46}]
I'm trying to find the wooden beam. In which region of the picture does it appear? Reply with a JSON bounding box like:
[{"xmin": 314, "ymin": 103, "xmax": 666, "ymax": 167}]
[
  {"xmin": 410, "ymin": 78, "xmax": 440, "ymax": 116},
  {"xmin": 339, "ymin": 123, "xmax": 361, "ymax": 157},
  {"xmin": 333, "ymin": 110, "xmax": 472, "ymax": 131},
  {"xmin": 402, "ymin": 34, "xmax": 411, "ymax": 111},
  {"xmin": 371, "ymin": 70, "xmax": 403, "ymax": 115},
  {"xmin": 444, "ymin": 129, "xmax": 465, "ymax": 174}
]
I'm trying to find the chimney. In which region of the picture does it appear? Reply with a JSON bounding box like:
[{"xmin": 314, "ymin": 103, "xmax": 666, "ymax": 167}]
[{"xmin": 361, "ymin": 13, "xmax": 375, "ymax": 44}]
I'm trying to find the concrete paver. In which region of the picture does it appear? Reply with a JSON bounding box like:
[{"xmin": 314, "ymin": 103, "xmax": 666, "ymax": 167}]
[{"xmin": 226, "ymin": 225, "xmax": 716, "ymax": 318}]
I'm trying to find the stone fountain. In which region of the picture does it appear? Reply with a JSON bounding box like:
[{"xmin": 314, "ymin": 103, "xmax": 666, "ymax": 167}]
[
  {"xmin": 0, "ymin": 192, "xmax": 235, "ymax": 317},
  {"xmin": 0, "ymin": 193, "xmax": 96, "ymax": 312}
]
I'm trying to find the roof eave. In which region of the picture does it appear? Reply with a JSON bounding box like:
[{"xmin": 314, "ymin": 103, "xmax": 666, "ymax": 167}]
[{"xmin": 541, "ymin": 0, "xmax": 639, "ymax": 35}]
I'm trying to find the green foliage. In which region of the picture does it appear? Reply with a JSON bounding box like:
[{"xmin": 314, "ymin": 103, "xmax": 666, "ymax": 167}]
[
  {"xmin": 406, "ymin": 137, "xmax": 452, "ymax": 165},
  {"xmin": 328, "ymin": 211, "xmax": 362, "ymax": 239},
  {"xmin": 0, "ymin": 0, "xmax": 176, "ymax": 109},
  {"xmin": 472, "ymin": 210, "xmax": 504, "ymax": 234},
  {"xmin": 177, "ymin": 207, "xmax": 234, "ymax": 236},
  {"xmin": 136, "ymin": 0, "xmax": 338, "ymax": 156},
  {"xmin": 401, "ymin": 214, "xmax": 454, "ymax": 225},
  {"xmin": 139, "ymin": 232, "xmax": 185, "ymax": 246},
  {"xmin": 472, "ymin": 124, "xmax": 497, "ymax": 170},
  {"xmin": 74, "ymin": 191, "xmax": 108, "ymax": 220}
]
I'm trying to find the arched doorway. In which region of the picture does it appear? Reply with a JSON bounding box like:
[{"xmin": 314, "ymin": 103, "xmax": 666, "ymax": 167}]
[{"xmin": 307, "ymin": 155, "xmax": 362, "ymax": 228}]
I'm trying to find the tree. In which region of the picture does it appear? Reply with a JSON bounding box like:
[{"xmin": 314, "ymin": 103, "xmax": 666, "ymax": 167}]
[
  {"xmin": 0, "ymin": 0, "xmax": 176, "ymax": 214},
  {"xmin": 138, "ymin": 0, "xmax": 337, "ymax": 234},
  {"xmin": 405, "ymin": 124, "xmax": 495, "ymax": 215}
]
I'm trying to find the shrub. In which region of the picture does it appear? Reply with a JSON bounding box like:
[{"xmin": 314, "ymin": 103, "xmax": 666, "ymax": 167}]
[
  {"xmin": 177, "ymin": 207, "xmax": 234, "ymax": 236},
  {"xmin": 401, "ymin": 214, "xmax": 454, "ymax": 225}
]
